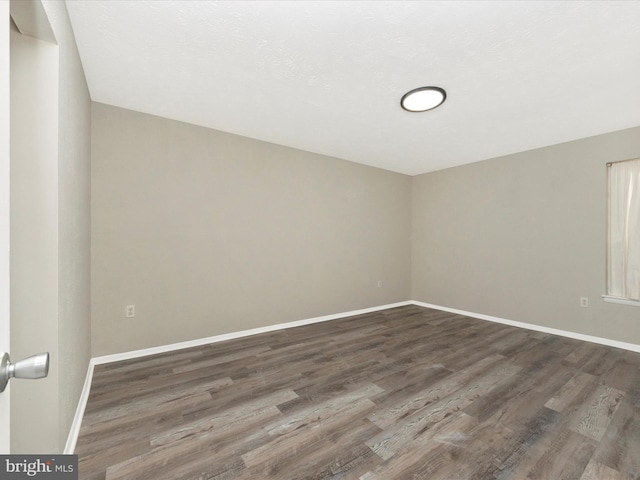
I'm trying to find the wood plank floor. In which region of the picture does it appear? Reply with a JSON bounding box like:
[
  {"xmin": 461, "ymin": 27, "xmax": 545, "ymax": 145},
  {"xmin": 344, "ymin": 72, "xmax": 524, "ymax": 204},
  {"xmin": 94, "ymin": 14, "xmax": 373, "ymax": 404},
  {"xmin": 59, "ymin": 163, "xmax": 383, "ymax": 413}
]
[{"xmin": 75, "ymin": 306, "xmax": 640, "ymax": 479}]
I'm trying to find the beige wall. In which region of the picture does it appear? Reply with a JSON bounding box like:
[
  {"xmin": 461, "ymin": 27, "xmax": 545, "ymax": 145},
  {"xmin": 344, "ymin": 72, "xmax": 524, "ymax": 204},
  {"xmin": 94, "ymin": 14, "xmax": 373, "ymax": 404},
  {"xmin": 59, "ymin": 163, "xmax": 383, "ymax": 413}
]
[
  {"xmin": 10, "ymin": 1, "xmax": 91, "ymax": 453},
  {"xmin": 91, "ymin": 103, "xmax": 411, "ymax": 356},
  {"xmin": 10, "ymin": 19, "xmax": 59, "ymax": 453},
  {"xmin": 412, "ymin": 126, "xmax": 640, "ymax": 345},
  {"xmin": 43, "ymin": 0, "xmax": 92, "ymax": 451}
]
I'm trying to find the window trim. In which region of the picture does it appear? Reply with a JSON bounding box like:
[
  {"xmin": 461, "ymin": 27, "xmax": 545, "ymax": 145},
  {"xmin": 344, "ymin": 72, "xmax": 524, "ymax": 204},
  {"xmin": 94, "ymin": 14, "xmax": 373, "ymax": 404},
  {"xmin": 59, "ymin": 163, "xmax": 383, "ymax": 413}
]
[
  {"xmin": 602, "ymin": 294, "xmax": 640, "ymax": 307},
  {"xmin": 605, "ymin": 157, "xmax": 640, "ymax": 305}
]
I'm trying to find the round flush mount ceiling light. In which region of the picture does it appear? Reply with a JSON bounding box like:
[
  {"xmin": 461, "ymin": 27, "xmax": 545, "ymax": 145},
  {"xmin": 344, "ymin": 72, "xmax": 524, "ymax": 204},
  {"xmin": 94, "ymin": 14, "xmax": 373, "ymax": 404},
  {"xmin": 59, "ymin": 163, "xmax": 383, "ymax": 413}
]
[{"xmin": 400, "ymin": 86, "xmax": 446, "ymax": 112}]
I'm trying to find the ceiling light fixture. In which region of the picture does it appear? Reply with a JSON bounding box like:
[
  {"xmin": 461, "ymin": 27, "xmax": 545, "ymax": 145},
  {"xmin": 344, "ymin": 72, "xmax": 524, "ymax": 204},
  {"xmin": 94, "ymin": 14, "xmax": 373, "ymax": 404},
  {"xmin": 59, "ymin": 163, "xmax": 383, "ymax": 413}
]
[{"xmin": 400, "ymin": 86, "xmax": 446, "ymax": 112}]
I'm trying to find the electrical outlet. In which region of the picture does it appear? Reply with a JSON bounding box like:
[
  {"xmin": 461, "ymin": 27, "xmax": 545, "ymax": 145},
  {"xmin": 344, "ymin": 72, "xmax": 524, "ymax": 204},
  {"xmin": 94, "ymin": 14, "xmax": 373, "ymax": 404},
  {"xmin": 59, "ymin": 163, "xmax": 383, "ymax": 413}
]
[
  {"xmin": 126, "ymin": 305, "xmax": 136, "ymax": 317},
  {"xmin": 377, "ymin": 280, "xmax": 383, "ymax": 288},
  {"xmin": 580, "ymin": 297, "xmax": 589, "ymax": 308}
]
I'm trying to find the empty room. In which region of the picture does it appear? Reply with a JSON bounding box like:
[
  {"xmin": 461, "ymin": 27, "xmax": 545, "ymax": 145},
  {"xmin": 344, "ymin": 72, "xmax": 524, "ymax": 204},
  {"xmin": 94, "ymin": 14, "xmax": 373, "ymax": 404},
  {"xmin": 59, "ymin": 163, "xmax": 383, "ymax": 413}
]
[{"xmin": 2, "ymin": 1, "xmax": 640, "ymax": 479}]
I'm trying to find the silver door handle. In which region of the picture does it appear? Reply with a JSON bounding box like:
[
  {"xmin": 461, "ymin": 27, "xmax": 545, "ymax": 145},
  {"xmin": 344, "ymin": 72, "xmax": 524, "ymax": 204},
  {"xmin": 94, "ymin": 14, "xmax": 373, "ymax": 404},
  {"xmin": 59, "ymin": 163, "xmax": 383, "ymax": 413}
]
[{"xmin": 0, "ymin": 352, "xmax": 50, "ymax": 393}]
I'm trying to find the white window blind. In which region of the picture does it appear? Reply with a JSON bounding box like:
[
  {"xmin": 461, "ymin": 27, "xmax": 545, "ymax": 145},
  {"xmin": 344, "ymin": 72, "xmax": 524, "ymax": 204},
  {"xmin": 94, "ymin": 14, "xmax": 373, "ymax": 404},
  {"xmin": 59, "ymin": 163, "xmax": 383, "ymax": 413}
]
[{"xmin": 607, "ymin": 158, "xmax": 640, "ymax": 303}]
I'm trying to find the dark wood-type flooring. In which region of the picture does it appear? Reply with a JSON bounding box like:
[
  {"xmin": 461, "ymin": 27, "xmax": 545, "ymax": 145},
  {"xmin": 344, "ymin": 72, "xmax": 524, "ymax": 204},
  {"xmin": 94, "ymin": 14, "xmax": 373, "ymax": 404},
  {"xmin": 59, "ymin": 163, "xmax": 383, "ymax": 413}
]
[{"xmin": 76, "ymin": 306, "xmax": 640, "ymax": 479}]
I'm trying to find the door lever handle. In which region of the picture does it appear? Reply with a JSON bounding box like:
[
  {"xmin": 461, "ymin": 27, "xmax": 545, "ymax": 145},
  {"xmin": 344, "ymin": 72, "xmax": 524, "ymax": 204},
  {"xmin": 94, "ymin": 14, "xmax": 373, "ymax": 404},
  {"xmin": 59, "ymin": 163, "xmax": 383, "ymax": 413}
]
[{"xmin": 0, "ymin": 352, "xmax": 50, "ymax": 393}]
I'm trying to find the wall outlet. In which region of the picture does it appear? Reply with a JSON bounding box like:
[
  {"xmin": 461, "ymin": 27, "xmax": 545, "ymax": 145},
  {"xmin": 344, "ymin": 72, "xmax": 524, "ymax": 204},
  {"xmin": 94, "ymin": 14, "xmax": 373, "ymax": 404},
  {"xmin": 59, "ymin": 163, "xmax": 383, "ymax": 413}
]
[
  {"xmin": 377, "ymin": 280, "xmax": 383, "ymax": 288},
  {"xmin": 126, "ymin": 305, "xmax": 136, "ymax": 317},
  {"xmin": 580, "ymin": 297, "xmax": 589, "ymax": 308}
]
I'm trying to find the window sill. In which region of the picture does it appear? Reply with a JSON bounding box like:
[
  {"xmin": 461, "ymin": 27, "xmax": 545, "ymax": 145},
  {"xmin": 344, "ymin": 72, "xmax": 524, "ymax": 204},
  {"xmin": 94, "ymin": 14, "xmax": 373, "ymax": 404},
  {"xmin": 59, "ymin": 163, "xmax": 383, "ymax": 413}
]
[{"xmin": 602, "ymin": 295, "xmax": 640, "ymax": 307}]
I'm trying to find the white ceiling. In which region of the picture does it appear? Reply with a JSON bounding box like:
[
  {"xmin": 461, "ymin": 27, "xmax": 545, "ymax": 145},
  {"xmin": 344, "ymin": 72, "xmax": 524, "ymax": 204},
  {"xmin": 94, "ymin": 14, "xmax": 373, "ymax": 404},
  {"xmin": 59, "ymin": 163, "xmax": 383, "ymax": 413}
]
[{"xmin": 65, "ymin": 1, "xmax": 640, "ymax": 175}]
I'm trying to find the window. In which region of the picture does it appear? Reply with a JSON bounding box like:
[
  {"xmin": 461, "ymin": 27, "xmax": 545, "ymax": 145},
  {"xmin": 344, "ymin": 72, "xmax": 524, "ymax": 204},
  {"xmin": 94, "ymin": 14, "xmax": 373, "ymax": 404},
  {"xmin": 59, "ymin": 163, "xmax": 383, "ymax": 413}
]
[{"xmin": 605, "ymin": 158, "xmax": 640, "ymax": 305}]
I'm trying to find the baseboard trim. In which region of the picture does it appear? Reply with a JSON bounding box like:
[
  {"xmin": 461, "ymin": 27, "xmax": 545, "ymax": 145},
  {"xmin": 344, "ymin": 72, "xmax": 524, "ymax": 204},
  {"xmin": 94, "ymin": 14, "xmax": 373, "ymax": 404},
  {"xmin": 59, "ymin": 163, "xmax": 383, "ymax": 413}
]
[
  {"xmin": 93, "ymin": 301, "xmax": 413, "ymax": 366},
  {"xmin": 411, "ymin": 300, "xmax": 640, "ymax": 353},
  {"xmin": 65, "ymin": 299, "xmax": 640, "ymax": 454},
  {"xmin": 63, "ymin": 301, "xmax": 412, "ymax": 452},
  {"xmin": 63, "ymin": 358, "xmax": 95, "ymax": 454}
]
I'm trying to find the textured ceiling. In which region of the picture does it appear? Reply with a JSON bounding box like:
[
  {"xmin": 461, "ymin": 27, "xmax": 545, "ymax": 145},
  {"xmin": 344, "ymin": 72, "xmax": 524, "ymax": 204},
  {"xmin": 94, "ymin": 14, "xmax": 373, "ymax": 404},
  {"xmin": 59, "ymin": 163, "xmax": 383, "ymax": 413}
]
[{"xmin": 65, "ymin": 1, "xmax": 640, "ymax": 175}]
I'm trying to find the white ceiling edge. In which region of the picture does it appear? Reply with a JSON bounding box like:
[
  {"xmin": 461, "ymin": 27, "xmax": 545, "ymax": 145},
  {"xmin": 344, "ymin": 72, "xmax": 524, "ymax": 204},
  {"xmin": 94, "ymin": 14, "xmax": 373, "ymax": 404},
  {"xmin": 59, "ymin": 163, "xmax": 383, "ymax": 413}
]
[{"xmin": 65, "ymin": 1, "xmax": 640, "ymax": 176}]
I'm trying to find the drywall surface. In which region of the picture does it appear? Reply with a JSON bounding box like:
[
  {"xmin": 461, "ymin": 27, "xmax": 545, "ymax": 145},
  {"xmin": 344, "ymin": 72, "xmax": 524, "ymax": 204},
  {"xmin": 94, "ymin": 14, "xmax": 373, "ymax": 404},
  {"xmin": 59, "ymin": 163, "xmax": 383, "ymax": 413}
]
[
  {"xmin": 42, "ymin": 0, "xmax": 92, "ymax": 451},
  {"xmin": 412, "ymin": 126, "xmax": 640, "ymax": 345},
  {"xmin": 10, "ymin": 1, "xmax": 91, "ymax": 453},
  {"xmin": 10, "ymin": 23, "xmax": 59, "ymax": 453},
  {"xmin": 91, "ymin": 103, "xmax": 411, "ymax": 356}
]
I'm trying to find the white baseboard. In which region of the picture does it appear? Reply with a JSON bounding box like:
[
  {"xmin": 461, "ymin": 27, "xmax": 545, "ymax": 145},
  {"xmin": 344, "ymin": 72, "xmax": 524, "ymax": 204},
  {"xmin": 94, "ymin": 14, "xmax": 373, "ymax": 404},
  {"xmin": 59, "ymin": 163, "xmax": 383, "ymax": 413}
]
[
  {"xmin": 64, "ymin": 359, "xmax": 95, "ymax": 454},
  {"xmin": 65, "ymin": 299, "xmax": 640, "ymax": 454},
  {"xmin": 411, "ymin": 300, "xmax": 640, "ymax": 353},
  {"xmin": 92, "ymin": 301, "xmax": 413, "ymax": 366},
  {"xmin": 63, "ymin": 301, "xmax": 411, "ymax": 453}
]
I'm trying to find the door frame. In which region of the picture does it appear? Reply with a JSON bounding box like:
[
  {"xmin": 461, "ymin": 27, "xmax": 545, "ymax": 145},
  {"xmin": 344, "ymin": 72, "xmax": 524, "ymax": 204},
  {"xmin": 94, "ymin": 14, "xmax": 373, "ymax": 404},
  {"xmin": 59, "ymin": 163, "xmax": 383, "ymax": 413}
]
[
  {"xmin": 1, "ymin": 0, "xmax": 58, "ymax": 453},
  {"xmin": 1, "ymin": 0, "xmax": 11, "ymax": 454}
]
